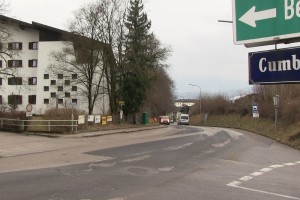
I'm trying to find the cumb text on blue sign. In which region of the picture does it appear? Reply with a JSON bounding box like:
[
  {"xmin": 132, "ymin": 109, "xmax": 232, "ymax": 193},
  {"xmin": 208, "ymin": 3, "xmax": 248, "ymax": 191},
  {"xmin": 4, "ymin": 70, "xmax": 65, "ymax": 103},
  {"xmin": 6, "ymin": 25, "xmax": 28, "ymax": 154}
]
[{"xmin": 249, "ymin": 47, "xmax": 300, "ymax": 84}]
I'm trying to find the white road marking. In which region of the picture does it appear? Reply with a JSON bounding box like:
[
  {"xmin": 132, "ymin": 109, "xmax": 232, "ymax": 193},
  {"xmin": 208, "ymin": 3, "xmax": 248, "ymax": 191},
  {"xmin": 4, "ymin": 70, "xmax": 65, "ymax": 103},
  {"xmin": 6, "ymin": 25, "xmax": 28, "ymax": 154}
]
[
  {"xmin": 158, "ymin": 167, "xmax": 174, "ymax": 172},
  {"xmin": 227, "ymin": 181, "xmax": 241, "ymax": 187},
  {"xmin": 227, "ymin": 160, "xmax": 300, "ymax": 199},
  {"xmin": 164, "ymin": 142, "xmax": 193, "ymax": 151},
  {"xmin": 232, "ymin": 185, "xmax": 300, "ymax": 200},
  {"xmin": 260, "ymin": 168, "xmax": 272, "ymax": 172},
  {"xmin": 129, "ymin": 151, "xmax": 152, "ymax": 157},
  {"xmin": 270, "ymin": 164, "xmax": 284, "ymax": 168},
  {"xmin": 284, "ymin": 162, "xmax": 296, "ymax": 166},
  {"xmin": 120, "ymin": 155, "xmax": 151, "ymax": 163},
  {"xmin": 251, "ymin": 171, "xmax": 264, "ymax": 176},
  {"xmin": 240, "ymin": 176, "xmax": 253, "ymax": 181},
  {"xmin": 212, "ymin": 139, "xmax": 231, "ymax": 148}
]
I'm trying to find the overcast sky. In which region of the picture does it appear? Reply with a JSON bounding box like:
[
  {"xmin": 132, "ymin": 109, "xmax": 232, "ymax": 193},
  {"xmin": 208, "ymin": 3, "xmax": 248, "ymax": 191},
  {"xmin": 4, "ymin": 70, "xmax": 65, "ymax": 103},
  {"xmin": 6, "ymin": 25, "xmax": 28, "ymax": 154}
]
[{"xmin": 9, "ymin": 0, "xmax": 295, "ymax": 99}]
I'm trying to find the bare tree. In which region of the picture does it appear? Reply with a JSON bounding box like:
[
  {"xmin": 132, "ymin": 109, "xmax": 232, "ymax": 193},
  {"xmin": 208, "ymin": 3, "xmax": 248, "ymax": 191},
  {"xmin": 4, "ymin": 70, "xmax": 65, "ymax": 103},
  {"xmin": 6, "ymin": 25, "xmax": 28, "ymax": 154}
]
[
  {"xmin": 143, "ymin": 67, "xmax": 175, "ymax": 117},
  {"xmin": 0, "ymin": 0, "xmax": 18, "ymax": 78},
  {"xmin": 93, "ymin": 0, "xmax": 128, "ymax": 114},
  {"xmin": 49, "ymin": 3, "xmax": 109, "ymax": 115},
  {"xmin": 49, "ymin": 0, "xmax": 128, "ymax": 115}
]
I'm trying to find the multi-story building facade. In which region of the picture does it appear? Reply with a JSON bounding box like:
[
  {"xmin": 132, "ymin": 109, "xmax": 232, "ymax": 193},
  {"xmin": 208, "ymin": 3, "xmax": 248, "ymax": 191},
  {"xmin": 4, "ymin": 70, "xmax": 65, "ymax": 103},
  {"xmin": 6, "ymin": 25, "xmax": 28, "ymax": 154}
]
[{"xmin": 0, "ymin": 15, "xmax": 109, "ymax": 115}]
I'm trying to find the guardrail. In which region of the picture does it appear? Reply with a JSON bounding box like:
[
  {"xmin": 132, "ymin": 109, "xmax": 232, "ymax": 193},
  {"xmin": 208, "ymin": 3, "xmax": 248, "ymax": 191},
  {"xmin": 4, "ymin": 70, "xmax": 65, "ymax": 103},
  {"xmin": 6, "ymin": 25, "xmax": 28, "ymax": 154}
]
[{"xmin": 0, "ymin": 118, "xmax": 78, "ymax": 133}]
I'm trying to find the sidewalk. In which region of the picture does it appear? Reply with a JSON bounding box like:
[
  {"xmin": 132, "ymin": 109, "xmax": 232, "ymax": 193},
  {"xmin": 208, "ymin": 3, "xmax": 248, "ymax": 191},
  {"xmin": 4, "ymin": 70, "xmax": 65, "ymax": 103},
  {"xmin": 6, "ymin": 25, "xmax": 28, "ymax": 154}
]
[{"xmin": 0, "ymin": 125, "xmax": 168, "ymax": 173}]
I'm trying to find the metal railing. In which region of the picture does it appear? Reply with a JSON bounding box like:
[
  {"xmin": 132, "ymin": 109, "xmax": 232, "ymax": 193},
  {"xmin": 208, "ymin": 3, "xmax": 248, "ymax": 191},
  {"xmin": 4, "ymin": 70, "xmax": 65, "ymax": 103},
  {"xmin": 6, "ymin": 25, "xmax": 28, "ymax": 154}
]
[{"xmin": 0, "ymin": 118, "xmax": 78, "ymax": 133}]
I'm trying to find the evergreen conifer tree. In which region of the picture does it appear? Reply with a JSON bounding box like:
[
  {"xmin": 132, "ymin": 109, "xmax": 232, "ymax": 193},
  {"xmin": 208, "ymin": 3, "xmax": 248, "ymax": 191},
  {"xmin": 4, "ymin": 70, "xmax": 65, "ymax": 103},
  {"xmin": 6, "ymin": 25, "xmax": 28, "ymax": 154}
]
[{"xmin": 122, "ymin": 0, "xmax": 153, "ymax": 115}]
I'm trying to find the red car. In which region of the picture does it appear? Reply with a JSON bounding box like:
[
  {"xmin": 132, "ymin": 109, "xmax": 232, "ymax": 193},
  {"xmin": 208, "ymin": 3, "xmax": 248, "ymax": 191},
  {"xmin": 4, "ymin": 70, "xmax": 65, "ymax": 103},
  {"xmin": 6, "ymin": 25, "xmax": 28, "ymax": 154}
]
[{"xmin": 159, "ymin": 116, "xmax": 170, "ymax": 125}]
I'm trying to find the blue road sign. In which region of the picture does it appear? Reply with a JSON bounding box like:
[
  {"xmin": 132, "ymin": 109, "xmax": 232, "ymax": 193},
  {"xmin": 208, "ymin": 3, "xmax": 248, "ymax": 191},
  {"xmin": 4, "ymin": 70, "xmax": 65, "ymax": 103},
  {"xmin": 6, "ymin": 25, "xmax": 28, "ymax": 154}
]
[{"xmin": 249, "ymin": 46, "xmax": 300, "ymax": 84}]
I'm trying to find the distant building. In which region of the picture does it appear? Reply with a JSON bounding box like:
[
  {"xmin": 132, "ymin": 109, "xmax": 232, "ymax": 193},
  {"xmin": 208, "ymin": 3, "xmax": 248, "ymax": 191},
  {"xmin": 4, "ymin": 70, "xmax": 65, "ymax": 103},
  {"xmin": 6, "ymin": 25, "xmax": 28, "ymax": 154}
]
[
  {"xmin": 174, "ymin": 99, "xmax": 196, "ymax": 108},
  {"xmin": 0, "ymin": 15, "xmax": 109, "ymax": 115}
]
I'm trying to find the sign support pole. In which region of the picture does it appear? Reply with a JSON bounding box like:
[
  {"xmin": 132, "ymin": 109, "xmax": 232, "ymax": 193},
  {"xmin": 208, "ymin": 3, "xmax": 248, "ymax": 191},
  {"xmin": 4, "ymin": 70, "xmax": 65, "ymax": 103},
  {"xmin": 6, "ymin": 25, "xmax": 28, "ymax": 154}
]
[{"xmin": 273, "ymin": 95, "xmax": 279, "ymax": 132}]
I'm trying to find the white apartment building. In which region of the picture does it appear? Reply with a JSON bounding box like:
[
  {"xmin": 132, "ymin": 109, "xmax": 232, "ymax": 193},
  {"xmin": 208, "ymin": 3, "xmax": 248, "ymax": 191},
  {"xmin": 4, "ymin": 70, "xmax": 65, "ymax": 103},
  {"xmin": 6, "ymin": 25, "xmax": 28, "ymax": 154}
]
[{"xmin": 0, "ymin": 15, "xmax": 109, "ymax": 115}]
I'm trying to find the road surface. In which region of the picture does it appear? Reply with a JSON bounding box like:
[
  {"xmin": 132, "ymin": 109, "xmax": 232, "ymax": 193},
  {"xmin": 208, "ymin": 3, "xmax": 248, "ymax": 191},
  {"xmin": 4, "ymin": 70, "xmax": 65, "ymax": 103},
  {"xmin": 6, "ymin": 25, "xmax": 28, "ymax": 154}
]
[{"xmin": 0, "ymin": 125, "xmax": 299, "ymax": 200}]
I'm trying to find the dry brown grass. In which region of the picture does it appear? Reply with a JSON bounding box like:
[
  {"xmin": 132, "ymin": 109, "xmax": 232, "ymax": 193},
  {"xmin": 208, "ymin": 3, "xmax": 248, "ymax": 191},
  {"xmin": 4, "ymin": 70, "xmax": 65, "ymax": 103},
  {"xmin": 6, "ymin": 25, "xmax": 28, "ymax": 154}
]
[{"xmin": 190, "ymin": 113, "xmax": 300, "ymax": 150}]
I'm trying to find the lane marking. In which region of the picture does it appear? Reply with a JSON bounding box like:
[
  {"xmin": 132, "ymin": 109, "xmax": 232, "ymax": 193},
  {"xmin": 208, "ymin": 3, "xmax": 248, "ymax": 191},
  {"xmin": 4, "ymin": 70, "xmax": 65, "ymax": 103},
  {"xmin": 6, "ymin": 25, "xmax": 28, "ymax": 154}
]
[
  {"xmin": 270, "ymin": 164, "xmax": 284, "ymax": 168},
  {"xmin": 212, "ymin": 139, "xmax": 231, "ymax": 148},
  {"xmin": 240, "ymin": 176, "xmax": 253, "ymax": 181},
  {"xmin": 158, "ymin": 167, "xmax": 174, "ymax": 172},
  {"xmin": 251, "ymin": 171, "xmax": 263, "ymax": 176},
  {"xmin": 230, "ymin": 185, "xmax": 300, "ymax": 200},
  {"xmin": 120, "ymin": 155, "xmax": 151, "ymax": 163},
  {"xmin": 260, "ymin": 168, "xmax": 272, "ymax": 172},
  {"xmin": 227, "ymin": 181, "xmax": 241, "ymax": 187},
  {"xmin": 164, "ymin": 142, "xmax": 193, "ymax": 151},
  {"xmin": 285, "ymin": 162, "xmax": 296, "ymax": 166},
  {"xmin": 227, "ymin": 160, "xmax": 300, "ymax": 199}
]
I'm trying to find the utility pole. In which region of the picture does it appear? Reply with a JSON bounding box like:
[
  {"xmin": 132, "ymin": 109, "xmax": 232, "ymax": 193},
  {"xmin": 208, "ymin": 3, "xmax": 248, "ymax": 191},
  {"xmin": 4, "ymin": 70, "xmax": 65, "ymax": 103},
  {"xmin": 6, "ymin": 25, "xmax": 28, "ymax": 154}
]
[{"xmin": 189, "ymin": 84, "xmax": 202, "ymax": 124}]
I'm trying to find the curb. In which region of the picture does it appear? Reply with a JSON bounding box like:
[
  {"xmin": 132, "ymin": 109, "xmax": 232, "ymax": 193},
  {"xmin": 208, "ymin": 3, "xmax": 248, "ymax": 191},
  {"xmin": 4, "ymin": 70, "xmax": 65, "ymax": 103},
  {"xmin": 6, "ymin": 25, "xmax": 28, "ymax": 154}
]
[
  {"xmin": 23, "ymin": 125, "xmax": 167, "ymax": 138},
  {"xmin": 81, "ymin": 125, "xmax": 167, "ymax": 138}
]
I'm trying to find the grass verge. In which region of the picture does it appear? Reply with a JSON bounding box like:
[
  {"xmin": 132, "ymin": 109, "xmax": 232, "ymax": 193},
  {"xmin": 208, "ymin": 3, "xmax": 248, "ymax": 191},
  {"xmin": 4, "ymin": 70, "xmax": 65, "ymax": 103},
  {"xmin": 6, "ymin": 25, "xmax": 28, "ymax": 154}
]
[{"xmin": 190, "ymin": 113, "xmax": 300, "ymax": 150}]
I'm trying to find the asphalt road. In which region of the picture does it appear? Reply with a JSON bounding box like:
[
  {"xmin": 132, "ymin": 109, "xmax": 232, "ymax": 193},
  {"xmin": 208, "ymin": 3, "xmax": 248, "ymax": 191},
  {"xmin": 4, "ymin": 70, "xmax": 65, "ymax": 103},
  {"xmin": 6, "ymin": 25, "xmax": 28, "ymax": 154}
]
[{"xmin": 0, "ymin": 125, "xmax": 300, "ymax": 200}]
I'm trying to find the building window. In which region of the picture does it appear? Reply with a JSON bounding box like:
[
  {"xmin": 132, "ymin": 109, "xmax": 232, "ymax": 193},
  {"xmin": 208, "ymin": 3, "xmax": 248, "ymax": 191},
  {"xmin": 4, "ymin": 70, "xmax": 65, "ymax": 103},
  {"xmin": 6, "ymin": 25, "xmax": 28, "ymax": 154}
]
[
  {"xmin": 0, "ymin": 77, "xmax": 2, "ymax": 85},
  {"xmin": 50, "ymin": 92, "xmax": 56, "ymax": 98},
  {"xmin": 44, "ymin": 99, "xmax": 49, "ymax": 104},
  {"xmin": 29, "ymin": 42, "xmax": 38, "ymax": 50},
  {"xmin": 44, "ymin": 74, "xmax": 49, "ymax": 79},
  {"xmin": 58, "ymin": 86, "xmax": 63, "ymax": 91},
  {"xmin": 65, "ymin": 92, "xmax": 70, "ymax": 98},
  {"xmin": 44, "ymin": 86, "xmax": 49, "ymax": 91},
  {"xmin": 0, "ymin": 95, "xmax": 2, "ymax": 104},
  {"xmin": 8, "ymin": 60, "xmax": 22, "ymax": 67},
  {"xmin": 72, "ymin": 86, "xmax": 77, "ymax": 91},
  {"xmin": 72, "ymin": 99, "xmax": 77, "ymax": 105},
  {"xmin": 58, "ymin": 99, "xmax": 63, "ymax": 104},
  {"xmin": 28, "ymin": 77, "xmax": 37, "ymax": 85},
  {"xmin": 8, "ymin": 42, "xmax": 22, "ymax": 50},
  {"xmin": 58, "ymin": 74, "xmax": 63, "ymax": 79},
  {"xmin": 51, "ymin": 80, "xmax": 56, "ymax": 85},
  {"xmin": 8, "ymin": 95, "xmax": 22, "ymax": 105},
  {"xmin": 8, "ymin": 77, "xmax": 22, "ymax": 85},
  {"xmin": 0, "ymin": 60, "xmax": 2, "ymax": 68},
  {"xmin": 28, "ymin": 95, "xmax": 36, "ymax": 104},
  {"xmin": 64, "ymin": 80, "xmax": 70, "ymax": 85},
  {"xmin": 28, "ymin": 59, "xmax": 38, "ymax": 67},
  {"xmin": 72, "ymin": 74, "xmax": 77, "ymax": 79}
]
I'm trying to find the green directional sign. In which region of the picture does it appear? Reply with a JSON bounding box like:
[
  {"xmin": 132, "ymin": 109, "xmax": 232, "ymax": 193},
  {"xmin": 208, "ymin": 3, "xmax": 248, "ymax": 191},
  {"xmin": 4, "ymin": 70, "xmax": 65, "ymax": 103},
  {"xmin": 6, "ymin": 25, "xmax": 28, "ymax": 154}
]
[{"xmin": 233, "ymin": 0, "xmax": 300, "ymax": 46}]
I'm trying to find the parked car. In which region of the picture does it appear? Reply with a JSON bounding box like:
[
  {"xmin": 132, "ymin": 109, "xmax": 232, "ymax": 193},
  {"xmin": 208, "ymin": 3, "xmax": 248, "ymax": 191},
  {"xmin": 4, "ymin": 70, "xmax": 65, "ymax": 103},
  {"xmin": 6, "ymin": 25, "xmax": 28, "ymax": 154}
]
[
  {"xmin": 159, "ymin": 116, "xmax": 170, "ymax": 125},
  {"xmin": 177, "ymin": 114, "xmax": 189, "ymax": 125}
]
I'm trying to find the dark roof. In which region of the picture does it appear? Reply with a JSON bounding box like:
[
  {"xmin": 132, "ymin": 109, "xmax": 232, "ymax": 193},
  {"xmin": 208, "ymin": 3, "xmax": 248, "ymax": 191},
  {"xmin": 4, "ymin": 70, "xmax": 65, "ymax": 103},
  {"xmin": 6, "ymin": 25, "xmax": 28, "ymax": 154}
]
[
  {"xmin": 0, "ymin": 14, "xmax": 34, "ymax": 28},
  {"xmin": 0, "ymin": 15, "xmax": 68, "ymax": 41},
  {"xmin": 32, "ymin": 21, "xmax": 67, "ymax": 34}
]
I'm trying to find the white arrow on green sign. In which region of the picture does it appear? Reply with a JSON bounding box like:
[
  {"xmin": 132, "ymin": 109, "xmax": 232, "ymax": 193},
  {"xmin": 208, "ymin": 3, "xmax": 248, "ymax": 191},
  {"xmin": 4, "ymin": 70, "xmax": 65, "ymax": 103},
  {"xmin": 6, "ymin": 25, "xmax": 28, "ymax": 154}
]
[{"xmin": 233, "ymin": 0, "xmax": 300, "ymax": 46}]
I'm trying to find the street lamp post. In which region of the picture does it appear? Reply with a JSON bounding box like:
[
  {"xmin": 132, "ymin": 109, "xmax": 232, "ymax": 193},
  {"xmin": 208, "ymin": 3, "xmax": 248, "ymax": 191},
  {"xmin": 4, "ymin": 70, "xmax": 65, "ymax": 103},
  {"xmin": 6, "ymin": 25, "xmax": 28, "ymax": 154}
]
[{"xmin": 189, "ymin": 83, "xmax": 202, "ymax": 116}]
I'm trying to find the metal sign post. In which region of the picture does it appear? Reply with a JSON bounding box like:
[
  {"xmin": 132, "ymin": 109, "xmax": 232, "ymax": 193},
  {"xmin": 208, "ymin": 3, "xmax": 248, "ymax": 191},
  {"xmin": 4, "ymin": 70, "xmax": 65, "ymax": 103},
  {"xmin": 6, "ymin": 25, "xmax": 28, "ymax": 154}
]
[{"xmin": 273, "ymin": 95, "xmax": 279, "ymax": 132}]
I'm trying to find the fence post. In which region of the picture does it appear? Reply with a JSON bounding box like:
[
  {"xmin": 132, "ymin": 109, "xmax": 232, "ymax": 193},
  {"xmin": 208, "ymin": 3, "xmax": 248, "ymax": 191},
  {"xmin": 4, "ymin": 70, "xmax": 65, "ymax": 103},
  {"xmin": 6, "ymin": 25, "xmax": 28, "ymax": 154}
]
[
  {"xmin": 22, "ymin": 120, "xmax": 25, "ymax": 131},
  {"xmin": 75, "ymin": 120, "xmax": 77, "ymax": 133},
  {"xmin": 48, "ymin": 121, "xmax": 51, "ymax": 132},
  {"xmin": 71, "ymin": 120, "xmax": 73, "ymax": 133}
]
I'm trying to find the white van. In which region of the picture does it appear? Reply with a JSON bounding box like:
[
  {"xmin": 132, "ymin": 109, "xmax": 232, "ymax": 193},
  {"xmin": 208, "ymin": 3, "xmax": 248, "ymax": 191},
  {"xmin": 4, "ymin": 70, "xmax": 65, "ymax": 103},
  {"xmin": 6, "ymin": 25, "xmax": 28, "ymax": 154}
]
[{"xmin": 177, "ymin": 114, "xmax": 189, "ymax": 125}]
